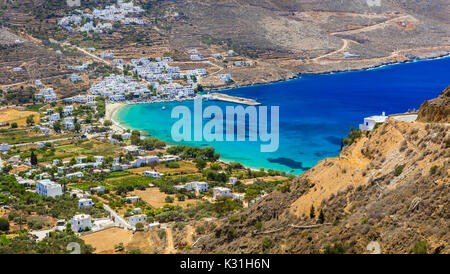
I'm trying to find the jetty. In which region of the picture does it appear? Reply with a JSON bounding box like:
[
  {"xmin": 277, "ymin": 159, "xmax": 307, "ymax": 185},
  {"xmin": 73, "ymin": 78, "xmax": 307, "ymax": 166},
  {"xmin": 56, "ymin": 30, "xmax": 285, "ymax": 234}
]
[{"xmin": 202, "ymin": 92, "xmax": 261, "ymax": 106}]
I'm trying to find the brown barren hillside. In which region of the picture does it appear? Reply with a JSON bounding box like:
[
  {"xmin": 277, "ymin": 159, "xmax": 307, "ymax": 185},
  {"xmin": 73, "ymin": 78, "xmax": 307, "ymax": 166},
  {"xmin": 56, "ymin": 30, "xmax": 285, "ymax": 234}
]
[
  {"xmin": 182, "ymin": 87, "xmax": 450, "ymax": 254},
  {"xmin": 417, "ymin": 86, "xmax": 450, "ymax": 123}
]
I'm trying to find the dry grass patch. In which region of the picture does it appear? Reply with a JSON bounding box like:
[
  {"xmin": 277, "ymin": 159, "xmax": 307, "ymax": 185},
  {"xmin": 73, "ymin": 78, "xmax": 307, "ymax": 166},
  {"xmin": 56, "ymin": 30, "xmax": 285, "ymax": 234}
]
[
  {"xmin": 130, "ymin": 188, "xmax": 196, "ymax": 209},
  {"xmin": 0, "ymin": 108, "xmax": 40, "ymax": 126},
  {"xmin": 80, "ymin": 227, "xmax": 133, "ymax": 254}
]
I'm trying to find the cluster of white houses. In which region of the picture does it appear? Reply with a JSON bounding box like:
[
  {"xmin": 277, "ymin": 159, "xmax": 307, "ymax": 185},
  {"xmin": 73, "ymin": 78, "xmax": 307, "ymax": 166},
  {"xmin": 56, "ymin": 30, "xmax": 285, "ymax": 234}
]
[
  {"xmin": 34, "ymin": 88, "xmax": 57, "ymax": 103},
  {"xmin": 58, "ymin": 0, "xmax": 145, "ymax": 32}
]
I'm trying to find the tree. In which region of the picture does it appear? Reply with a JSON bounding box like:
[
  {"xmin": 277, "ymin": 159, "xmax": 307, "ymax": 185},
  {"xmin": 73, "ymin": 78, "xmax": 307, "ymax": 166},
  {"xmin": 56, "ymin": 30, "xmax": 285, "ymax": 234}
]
[
  {"xmin": 195, "ymin": 160, "xmax": 207, "ymax": 171},
  {"xmin": 318, "ymin": 209, "xmax": 325, "ymax": 224},
  {"xmin": 114, "ymin": 242, "xmax": 125, "ymax": 252},
  {"xmin": 135, "ymin": 223, "xmax": 144, "ymax": 231},
  {"xmin": 30, "ymin": 150, "xmax": 38, "ymax": 166},
  {"xmin": 74, "ymin": 122, "xmax": 81, "ymax": 132},
  {"xmin": 131, "ymin": 130, "xmax": 141, "ymax": 145},
  {"xmin": 11, "ymin": 122, "xmax": 18, "ymax": 128},
  {"xmin": 309, "ymin": 204, "xmax": 315, "ymax": 219},
  {"xmin": 412, "ymin": 240, "xmax": 428, "ymax": 254},
  {"xmin": 0, "ymin": 218, "xmax": 9, "ymax": 231},
  {"xmin": 176, "ymin": 193, "xmax": 185, "ymax": 201},
  {"xmin": 165, "ymin": 196, "xmax": 174, "ymax": 203},
  {"xmin": 53, "ymin": 121, "xmax": 62, "ymax": 132},
  {"xmin": 26, "ymin": 115, "xmax": 35, "ymax": 126},
  {"xmin": 103, "ymin": 120, "xmax": 113, "ymax": 127}
]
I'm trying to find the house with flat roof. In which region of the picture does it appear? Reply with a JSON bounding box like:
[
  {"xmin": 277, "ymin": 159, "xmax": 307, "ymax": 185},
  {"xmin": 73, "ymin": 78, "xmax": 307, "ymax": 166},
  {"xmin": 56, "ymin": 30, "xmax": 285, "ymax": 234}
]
[
  {"xmin": 143, "ymin": 170, "xmax": 163, "ymax": 179},
  {"xmin": 359, "ymin": 112, "xmax": 388, "ymax": 131},
  {"xmin": 70, "ymin": 214, "xmax": 92, "ymax": 232},
  {"xmin": 213, "ymin": 187, "xmax": 232, "ymax": 199},
  {"xmin": 78, "ymin": 198, "xmax": 93, "ymax": 208},
  {"xmin": 129, "ymin": 214, "xmax": 146, "ymax": 227},
  {"xmin": 36, "ymin": 179, "xmax": 62, "ymax": 198}
]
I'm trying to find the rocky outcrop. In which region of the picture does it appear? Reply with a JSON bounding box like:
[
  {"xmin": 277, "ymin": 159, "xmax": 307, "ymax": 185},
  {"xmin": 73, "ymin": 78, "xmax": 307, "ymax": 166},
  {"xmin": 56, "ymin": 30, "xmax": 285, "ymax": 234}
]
[{"xmin": 417, "ymin": 86, "xmax": 450, "ymax": 123}]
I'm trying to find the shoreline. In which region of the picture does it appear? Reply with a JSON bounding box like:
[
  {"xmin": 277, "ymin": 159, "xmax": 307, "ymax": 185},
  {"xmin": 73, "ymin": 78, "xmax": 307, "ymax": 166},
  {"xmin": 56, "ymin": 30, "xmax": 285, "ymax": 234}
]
[
  {"xmin": 105, "ymin": 54, "xmax": 449, "ymax": 174},
  {"xmin": 105, "ymin": 102, "xmax": 128, "ymax": 134},
  {"xmin": 202, "ymin": 53, "xmax": 450, "ymax": 92}
]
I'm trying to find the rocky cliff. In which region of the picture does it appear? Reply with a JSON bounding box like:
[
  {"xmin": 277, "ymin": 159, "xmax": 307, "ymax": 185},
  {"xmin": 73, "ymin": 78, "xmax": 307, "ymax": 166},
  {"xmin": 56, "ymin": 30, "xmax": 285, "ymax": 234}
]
[{"xmin": 417, "ymin": 86, "xmax": 450, "ymax": 123}]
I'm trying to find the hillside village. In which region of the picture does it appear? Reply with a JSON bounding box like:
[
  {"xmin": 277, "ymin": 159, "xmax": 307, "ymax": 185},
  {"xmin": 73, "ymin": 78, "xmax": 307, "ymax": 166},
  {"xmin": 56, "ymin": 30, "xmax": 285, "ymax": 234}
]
[{"xmin": 0, "ymin": 34, "xmax": 289, "ymax": 252}]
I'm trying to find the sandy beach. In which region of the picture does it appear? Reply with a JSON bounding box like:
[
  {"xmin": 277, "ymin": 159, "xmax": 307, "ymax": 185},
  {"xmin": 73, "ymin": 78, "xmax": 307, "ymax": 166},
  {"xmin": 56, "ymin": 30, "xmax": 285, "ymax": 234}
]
[{"xmin": 104, "ymin": 102, "xmax": 127, "ymax": 133}]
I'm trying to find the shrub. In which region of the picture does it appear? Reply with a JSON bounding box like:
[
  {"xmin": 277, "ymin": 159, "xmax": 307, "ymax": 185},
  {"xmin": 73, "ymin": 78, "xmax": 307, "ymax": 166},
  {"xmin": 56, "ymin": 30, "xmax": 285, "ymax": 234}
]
[
  {"xmin": 196, "ymin": 225, "xmax": 206, "ymax": 235},
  {"xmin": 0, "ymin": 218, "xmax": 9, "ymax": 231},
  {"xmin": 324, "ymin": 243, "xmax": 346, "ymax": 254},
  {"xmin": 394, "ymin": 164, "xmax": 405, "ymax": 176},
  {"xmin": 429, "ymin": 165, "xmax": 438, "ymax": 175},
  {"xmin": 135, "ymin": 223, "xmax": 144, "ymax": 231},
  {"xmin": 412, "ymin": 240, "xmax": 427, "ymax": 254},
  {"xmin": 262, "ymin": 237, "xmax": 274, "ymax": 251},
  {"xmin": 165, "ymin": 162, "xmax": 180, "ymax": 169},
  {"xmin": 254, "ymin": 222, "xmax": 263, "ymax": 230},
  {"xmin": 165, "ymin": 196, "xmax": 174, "ymax": 203},
  {"xmin": 157, "ymin": 229, "xmax": 166, "ymax": 240}
]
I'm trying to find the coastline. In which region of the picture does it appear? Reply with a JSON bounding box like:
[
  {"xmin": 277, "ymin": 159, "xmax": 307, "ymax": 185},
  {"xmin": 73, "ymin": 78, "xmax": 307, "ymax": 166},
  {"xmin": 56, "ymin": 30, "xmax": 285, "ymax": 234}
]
[
  {"xmin": 105, "ymin": 102, "xmax": 127, "ymax": 133},
  {"xmin": 203, "ymin": 53, "xmax": 450, "ymax": 92},
  {"xmin": 106, "ymin": 54, "xmax": 450, "ymax": 174}
]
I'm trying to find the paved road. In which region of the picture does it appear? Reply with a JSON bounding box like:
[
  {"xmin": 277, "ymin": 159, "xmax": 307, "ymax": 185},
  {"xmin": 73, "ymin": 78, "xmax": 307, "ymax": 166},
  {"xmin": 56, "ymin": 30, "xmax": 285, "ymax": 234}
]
[
  {"xmin": 103, "ymin": 204, "xmax": 131, "ymax": 229},
  {"xmin": 12, "ymin": 137, "xmax": 74, "ymax": 147}
]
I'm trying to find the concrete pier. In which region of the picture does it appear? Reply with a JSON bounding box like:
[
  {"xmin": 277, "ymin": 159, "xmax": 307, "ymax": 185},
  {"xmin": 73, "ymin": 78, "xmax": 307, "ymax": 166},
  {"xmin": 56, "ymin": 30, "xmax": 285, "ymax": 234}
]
[{"xmin": 202, "ymin": 93, "xmax": 261, "ymax": 106}]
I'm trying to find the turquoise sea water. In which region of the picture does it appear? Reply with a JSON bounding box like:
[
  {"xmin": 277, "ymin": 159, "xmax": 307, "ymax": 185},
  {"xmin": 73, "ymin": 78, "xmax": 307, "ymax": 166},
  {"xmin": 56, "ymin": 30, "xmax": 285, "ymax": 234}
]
[{"xmin": 115, "ymin": 57, "xmax": 450, "ymax": 174}]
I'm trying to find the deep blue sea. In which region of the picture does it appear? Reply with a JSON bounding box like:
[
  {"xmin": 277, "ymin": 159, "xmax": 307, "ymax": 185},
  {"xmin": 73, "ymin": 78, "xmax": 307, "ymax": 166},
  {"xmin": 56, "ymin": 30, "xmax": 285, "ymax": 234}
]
[{"xmin": 115, "ymin": 57, "xmax": 450, "ymax": 174}]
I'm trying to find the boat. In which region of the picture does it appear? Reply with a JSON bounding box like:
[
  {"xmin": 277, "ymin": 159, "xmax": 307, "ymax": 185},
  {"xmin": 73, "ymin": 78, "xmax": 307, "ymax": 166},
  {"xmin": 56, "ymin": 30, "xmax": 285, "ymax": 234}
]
[{"xmin": 162, "ymin": 106, "xmax": 166, "ymax": 110}]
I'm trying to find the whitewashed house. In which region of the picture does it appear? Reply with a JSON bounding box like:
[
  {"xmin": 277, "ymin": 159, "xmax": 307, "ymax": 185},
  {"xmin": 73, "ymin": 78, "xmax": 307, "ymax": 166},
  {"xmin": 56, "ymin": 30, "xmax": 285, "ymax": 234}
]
[
  {"xmin": 143, "ymin": 170, "xmax": 163, "ymax": 179},
  {"xmin": 213, "ymin": 187, "xmax": 232, "ymax": 199},
  {"xmin": 90, "ymin": 186, "xmax": 105, "ymax": 192},
  {"xmin": 123, "ymin": 145, "xmax": 139, "ymax": 155},
  {"xmin": 63, "ymin": 106, "xmax": 74, "ymax": 116},
  {"xmin": 78, "ymin": 198, "xmax": 93, "ymax": 208},
  {"xmin": 94, "ymin": 156, "xmax": 104, "ymax": 163},
  {"xmin": 232, "ymin": 193, "xmax": 245, "ymax": 201},
  {"xmin": 359, "ymin": 112, "xmax": 387, "ymax": 131},
  {"xmin": 0, "ymin": 143, "xmax": 10, "ymax": 152},
  {"xmin": 126, "ymin": 196, "xmax": 140, "ymax": 203},
  {"xmin": 219, "ymin": 74, "xmax": 232, "ymax": 83},
  {"xmin": 36, "ymin": 179, "xmax": 63, "ymax": 198},
  {"xmin": 66, "ymin": 172, "xmax": 84, "ymax": 179},
  {"xmin": 70, "ymin": 214, "xmax": 92, "ymax": 232},
  {"xmin": 129, "ymin": 214, "xmax": 147, "ymax": 227},
  {"xmin": 185, "ymin": 181, "xmax": 208, "ymax": 194}
]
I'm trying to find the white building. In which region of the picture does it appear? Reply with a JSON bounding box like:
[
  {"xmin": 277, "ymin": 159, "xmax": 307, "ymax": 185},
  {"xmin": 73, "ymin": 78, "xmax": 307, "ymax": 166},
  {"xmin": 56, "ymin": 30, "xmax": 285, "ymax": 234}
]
[
  {"xmin": 126, "ymin": 196, "xmax": 140, "ymax": 203},
  {"xmin": 66, "ymin": 172, "xmax": 84, "ymax": 179},
  {"xmin": 232, "ymin": 193, "xmax": 245, "ymax": 201},
  {"xmin": 70, "ymin": 214, "xmax": 92, "ymax": 232},
  {"xmin": 36, "ymin": 179, "xmax": 63, "ymax": 198},
  {"xmin": 78, "ymin": 198, "xmax": 93, "ymax": 208},
  {"xmin": 0, "ymin": 143, "xmax": 10, "ymax": 152},
  {"xmin": 63, "ymin": 106, "xmax": 74, "ymax": 116},
  {"xmin": 213, "ymin": 187, "xmax": 232, "ymax": 199},
  {"xmin": 90, "ymin": 186, "xmax": 105, "ymax": 192},
  {"xmin": 123, "ymin": 145, "xmax": 139, "ymax": 155},
  {"xmin": 219, "ymin": 74, "xmax": 232, "ymax": 83},
  {"xmin": 143, "ymin": 170, "xmax": 163, "ymax": 179},
  {"xmin": 160, "ymin": 155, "xmax": 180, "ymax": 163},
  {"xmin": 359, "ymin": 112, "xmax": 387, "ymax": 131},
  {"xmin": 94, "ymin": 156, "xmax": 104, "ymax": 163},
  {"xmin": 185, "ymin": 181, "xmax": 208, "ymax": 194},
  {"xmin": 129, "ymin": 214, "xmax": 147, "ymax": 227}
]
